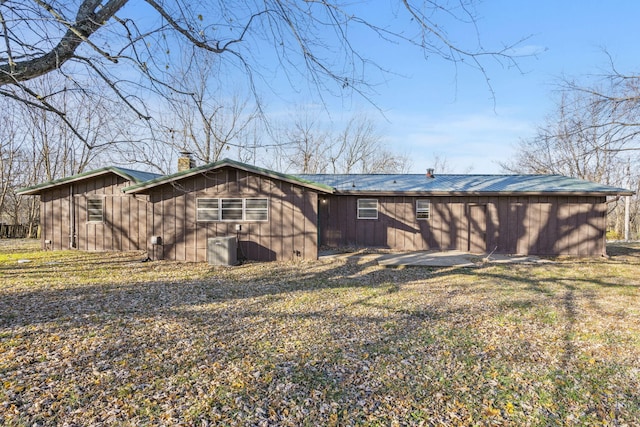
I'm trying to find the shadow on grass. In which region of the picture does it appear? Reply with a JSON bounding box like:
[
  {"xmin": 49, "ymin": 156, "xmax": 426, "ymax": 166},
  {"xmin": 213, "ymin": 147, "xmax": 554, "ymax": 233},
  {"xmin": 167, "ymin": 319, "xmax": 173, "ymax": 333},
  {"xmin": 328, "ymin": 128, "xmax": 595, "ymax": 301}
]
[
  {"xmin": 1, "ymin": 248, "xmax": 637, "ymax": 329},
  {"xmin": 606, "ymin": 241, "xmax": 640, "ymax": 261},
  {"xmin": 1, "ymin": 248, "xmax": 639, "ymax": 424}
]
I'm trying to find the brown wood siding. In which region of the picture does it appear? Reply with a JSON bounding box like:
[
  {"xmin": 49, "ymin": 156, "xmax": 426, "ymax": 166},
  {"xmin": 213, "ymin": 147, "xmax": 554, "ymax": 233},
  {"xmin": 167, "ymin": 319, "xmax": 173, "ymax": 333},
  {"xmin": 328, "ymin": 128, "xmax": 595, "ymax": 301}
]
[
  {"xmin": 40, "ymin": 188, "xmax": 70, "ymax": 251},
  {"xmin": 303, "ymin": 190, "xmax": 319, "ymax": 259},
  {"xmin": 147, "ymin": 167, "xmax": 319, "ymax": 262},
  {"xmin": 38, "ymin": 173, "xmax": 149, "ymax": 252},
  {"xmin": 468, "ymin": 204, "xmax": 487, "ymax": 253},
  {"xmin": 37, "ymin": 168, "xmax": 610, "ymax": 260},
  {"xmin": 320, "ymin": 195, "xmax": 608, "ymax": 256}
]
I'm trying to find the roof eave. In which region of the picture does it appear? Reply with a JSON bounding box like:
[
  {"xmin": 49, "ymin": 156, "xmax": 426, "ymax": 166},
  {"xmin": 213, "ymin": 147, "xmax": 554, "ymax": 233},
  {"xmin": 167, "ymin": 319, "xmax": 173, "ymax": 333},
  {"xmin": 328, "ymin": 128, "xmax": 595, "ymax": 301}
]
[
  {"xmin": 123, "ymin": 159, "xmax": 335, "ymax": 194},
  {"xmin": 332, "ymin": 190, "xmax": 635, "ymax": 197},
  {"xmin": 17, "ymin": 167, "xmax": 143, "ymax": 196},
  {"xmin": 224, "ymin": 159, "xmax": 334, "ymax": 193}
]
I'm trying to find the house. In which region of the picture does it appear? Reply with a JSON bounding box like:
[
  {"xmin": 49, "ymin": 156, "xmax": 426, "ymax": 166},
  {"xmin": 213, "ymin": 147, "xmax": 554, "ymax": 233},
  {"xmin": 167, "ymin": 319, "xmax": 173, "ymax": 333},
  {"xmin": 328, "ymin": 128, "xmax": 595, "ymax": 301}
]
[{"xmin": 17, "ymin": 157, "xmax": 633, "ymax": 261}]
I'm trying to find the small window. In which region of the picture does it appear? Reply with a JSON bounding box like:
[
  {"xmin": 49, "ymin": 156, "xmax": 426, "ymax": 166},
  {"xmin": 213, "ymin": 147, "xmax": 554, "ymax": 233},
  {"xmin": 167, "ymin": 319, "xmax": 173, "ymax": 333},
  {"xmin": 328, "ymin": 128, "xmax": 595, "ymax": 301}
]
[
  {"xmin": 221, "ymin": 198, "xmax": 243, "ymax": 220},
  {"xmin": 416, "ymin": 199, "xmax": 431, "ymax": 220},
  {"xmin": 87, "ymin": 198, "xmax": 104, "ymax": 222},
  {"xmin": 358, "ymin": 199, "xmax": 378, "ymax": 219},
  {"xmin": 245, "ymin": 198, "xmax": 268, "ymax": 221},
  {"xmin": 197, "ymin": 198, "xmax": 219, "ymax": 221}
]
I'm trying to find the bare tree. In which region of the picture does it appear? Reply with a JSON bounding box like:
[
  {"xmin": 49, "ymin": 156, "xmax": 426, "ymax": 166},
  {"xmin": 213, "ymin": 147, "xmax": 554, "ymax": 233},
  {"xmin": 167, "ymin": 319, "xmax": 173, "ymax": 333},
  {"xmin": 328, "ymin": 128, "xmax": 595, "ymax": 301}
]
[
  {"xmin": 281, "ymin": 112, "xmax": 332, "ymax": 174},
  {"xmin": 424, "ymin": 152, "xmax": 468, "ymax": 174},
  {"xmin": 19, "ymin": 75, "xmax": 130, "ymax": 179},
  {"xmin": 159, "ymin": 50, "xmax": 259, "ymax": 165},
  {"xmin": 558, "ymin": 54, "xmax": 640, "ymax": 155},
  {"xmin": 331, "ymin": 115, "xmax": 410, "ymax": 173},
  {"xmin": 234, "ymin": 123, "xmax": 265, "ymax": 165},
  {"xmin": 0, "ymin": 75, "xmax": 130, "ymax": 234},
  {"xmin": 0, "ymin": 105, "xmax": 41, "ymax": 234},
  {"xmin": 503, "ymin": 56, "xmax": 640, "ymax": 241},
  {"xmin": 502, "ymin": 87, "xmax": 640, "ymax": 239},
  {"xmin": 280, "ymin": 112, "xmax": 410, "ymax": 174},
  {"xmin": 0, "ymin": 1, "xmax": 528, "ymax": 143},
  {"xmin": 501, "ymin": 91, "xmax": 627, "ymax": 181},
  {"xmin": 0, "ymin": 110, "xmax": 24, "ymax": 221}
]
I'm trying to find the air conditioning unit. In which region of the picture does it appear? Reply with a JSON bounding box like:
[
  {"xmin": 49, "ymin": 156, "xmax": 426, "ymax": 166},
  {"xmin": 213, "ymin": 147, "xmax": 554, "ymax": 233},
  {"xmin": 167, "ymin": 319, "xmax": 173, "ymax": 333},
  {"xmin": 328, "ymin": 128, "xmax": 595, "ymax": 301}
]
[{"xmin": 207, "ymin": 236, "xmax": 238, "ymax": 266}]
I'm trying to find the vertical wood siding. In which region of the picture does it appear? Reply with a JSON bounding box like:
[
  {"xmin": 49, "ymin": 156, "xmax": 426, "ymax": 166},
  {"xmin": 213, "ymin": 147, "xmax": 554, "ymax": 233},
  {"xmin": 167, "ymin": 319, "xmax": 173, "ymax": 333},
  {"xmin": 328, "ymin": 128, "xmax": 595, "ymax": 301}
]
[
  {"xmin": 147, "ymin": 167, "xmax": 318, "ymax": 261},
  {"xmin": 39, "ymin": 173, "xmax": 149, "ymax": 252},
  {"xmin": 319, "ymin": 195, "xmax": 608, "ymax": 256},
  {"xmin": 38, "ymin": 169, "xmax": 608, "ymax": 260}
]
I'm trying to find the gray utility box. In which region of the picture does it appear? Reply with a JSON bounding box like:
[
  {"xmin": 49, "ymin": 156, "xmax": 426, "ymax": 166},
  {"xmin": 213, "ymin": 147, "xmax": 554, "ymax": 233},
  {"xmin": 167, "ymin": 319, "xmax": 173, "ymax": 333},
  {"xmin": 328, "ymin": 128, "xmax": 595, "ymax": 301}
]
[{"xmin": 207, "ymin": 236, "xmax": 238, "ymax": 266}]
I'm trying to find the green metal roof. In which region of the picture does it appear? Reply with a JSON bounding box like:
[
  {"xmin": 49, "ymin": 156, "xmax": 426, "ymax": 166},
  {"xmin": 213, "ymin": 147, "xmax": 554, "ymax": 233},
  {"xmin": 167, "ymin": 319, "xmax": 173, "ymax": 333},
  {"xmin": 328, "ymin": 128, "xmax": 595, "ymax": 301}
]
[
  {"xmin": 16, "ymin": 167, "xmax": 163, "ymax": 195},
  {"xmin": 296, "ymin": 173, "xmax": 634, "ymax": 196},
  {"xmin": 19, "ymin": 160, "xmax": 633, "ymax": 197},
  {"xmin": 122, "ymin": 158, "xmax": 335, "ymax": 194}
]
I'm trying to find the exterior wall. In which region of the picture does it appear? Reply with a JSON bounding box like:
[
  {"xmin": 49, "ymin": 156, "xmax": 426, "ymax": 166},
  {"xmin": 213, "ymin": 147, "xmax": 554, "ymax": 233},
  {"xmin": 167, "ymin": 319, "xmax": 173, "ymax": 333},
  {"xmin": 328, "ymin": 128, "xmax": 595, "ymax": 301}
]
[
  {"xmin": 40, "ymin": 187, "xmax": 72, "ymax": 251},
  {"xmin": 37, "ymin": 167, "xmax": 609, "ymax": 260},
  {"xmin": 147, "ymin": 167, "xmax": 318, "ymax": 262},
  {"xmin": 319, "ymin": 195, "xmax": 608, "ymax": 256},
  {"xmin": 39, "ymin": 174, "xmax": 149, "ymax": 252}
]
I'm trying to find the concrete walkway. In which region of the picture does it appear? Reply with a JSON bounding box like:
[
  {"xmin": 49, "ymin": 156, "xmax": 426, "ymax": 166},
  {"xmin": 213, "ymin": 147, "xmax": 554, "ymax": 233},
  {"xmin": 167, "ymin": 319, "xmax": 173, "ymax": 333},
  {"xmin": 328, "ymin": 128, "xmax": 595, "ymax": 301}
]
[{"xmin": 375, "ymin": 250, "xmax": 549, "ymax": 267}]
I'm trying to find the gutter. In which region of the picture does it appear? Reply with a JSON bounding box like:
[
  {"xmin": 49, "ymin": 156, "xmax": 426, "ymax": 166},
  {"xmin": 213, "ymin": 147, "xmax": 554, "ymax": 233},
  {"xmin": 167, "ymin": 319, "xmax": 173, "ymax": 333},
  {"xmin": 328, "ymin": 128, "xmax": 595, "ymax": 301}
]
[{"xmin": 332, "ymin": 190, "xmax": 635, "ymax": 197}]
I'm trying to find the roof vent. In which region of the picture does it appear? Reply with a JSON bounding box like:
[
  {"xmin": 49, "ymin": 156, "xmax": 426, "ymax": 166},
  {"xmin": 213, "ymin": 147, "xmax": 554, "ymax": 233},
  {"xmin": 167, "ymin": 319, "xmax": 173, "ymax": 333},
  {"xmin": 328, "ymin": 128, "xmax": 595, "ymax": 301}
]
[{"xmin": 426, "ymin": 168, "xmax": 435, "ymax": 179}]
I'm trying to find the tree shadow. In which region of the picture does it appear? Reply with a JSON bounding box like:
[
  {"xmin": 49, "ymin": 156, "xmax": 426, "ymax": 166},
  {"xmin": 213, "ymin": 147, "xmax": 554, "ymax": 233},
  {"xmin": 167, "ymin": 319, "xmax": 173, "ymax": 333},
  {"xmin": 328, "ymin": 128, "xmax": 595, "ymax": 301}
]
[
  {"xmin": 605, "ymin": 242, "xmax": 640, "ymax": 261},
  {"xmin": 2, "ymin": 246, "xmax": 637, "ymax": 330},
  {"xmin": 2, "ymin": 245, "xmax": 638, "ymax": 424}
]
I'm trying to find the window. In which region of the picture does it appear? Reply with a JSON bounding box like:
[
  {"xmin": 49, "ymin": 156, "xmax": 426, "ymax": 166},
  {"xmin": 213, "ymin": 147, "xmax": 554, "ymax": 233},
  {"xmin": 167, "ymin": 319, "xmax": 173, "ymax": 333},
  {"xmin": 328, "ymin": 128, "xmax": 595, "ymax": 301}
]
[
  {"xmin": 221, "ymin": 198, "xmax": 243, "ymax": 220},
  {"xmin": 87, "ymin": 198, "xmax": 104, "ymax": 222},
  {"xmin": 197, "ymin": 198, "xmax": 268, "ymax": 221},
  {"xmin": 197, "ymin": 198, "xmax": 219, "ymax": 221},
  {"xmin": 357, "ymin": 199, "xmax": 378, "ymax": 219},
  {"xmin": 245, "ymin": 198, "xmax": 269, "ymax": 221},
  {"xmin": 416, "ymin": 199, "xmax": 431, "ymax": 220}
]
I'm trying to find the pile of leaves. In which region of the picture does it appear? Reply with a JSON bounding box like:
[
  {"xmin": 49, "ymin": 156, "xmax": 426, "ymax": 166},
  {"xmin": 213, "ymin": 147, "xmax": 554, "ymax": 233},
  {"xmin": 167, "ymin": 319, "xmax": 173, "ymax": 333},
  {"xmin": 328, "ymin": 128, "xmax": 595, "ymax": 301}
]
[{"xmin": 1, "ymin": 240, "xmax": 639, "ymax": 425}]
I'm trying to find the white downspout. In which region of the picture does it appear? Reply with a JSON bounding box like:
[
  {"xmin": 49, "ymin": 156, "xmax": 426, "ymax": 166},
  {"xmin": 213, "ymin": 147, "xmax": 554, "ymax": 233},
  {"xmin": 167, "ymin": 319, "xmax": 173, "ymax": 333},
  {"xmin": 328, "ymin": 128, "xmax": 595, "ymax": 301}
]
[
  {"xmin": 69, "ymin": 184, "xmax": 77, "ymax": 248},
  {"xmin": 625, "ymin": 195, "xmax": 631, "ymax": 242}
]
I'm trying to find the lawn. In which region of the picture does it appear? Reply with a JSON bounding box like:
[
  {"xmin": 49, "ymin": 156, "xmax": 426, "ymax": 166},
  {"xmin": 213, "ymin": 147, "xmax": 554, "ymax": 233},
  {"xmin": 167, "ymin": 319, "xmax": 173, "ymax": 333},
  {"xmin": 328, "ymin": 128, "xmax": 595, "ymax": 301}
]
[{"xmin": 1, "ymin": 240, "xmax": 639, "ymax": 426}]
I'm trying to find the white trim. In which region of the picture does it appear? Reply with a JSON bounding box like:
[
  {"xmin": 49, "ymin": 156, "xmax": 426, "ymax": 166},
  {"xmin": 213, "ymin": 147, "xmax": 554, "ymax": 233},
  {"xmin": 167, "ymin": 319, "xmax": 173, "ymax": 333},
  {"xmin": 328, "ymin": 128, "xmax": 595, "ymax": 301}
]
[
  {"xmin": 416, "ymin": 199, "xmax": 431, "ymax": 220},
  {"xmin": 357, "ymin": 198, "xmax": 378, "ymax": 220},
  {"xmin": 196, "ymin": 197, "xmax": 269, "ymax": 222},
  {"xmin": 87, "ymin": 198, "xmax": 104, "ymax": 223}
]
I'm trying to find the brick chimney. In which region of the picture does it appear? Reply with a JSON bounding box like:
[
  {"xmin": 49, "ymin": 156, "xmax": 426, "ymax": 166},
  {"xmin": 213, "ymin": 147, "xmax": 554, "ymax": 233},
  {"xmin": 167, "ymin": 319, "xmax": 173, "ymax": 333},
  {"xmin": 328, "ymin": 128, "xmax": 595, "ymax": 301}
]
[
  {"xmin": 178, "ymin": 151, "xmax": 195, "ymax": 172},
  {"xmin": 426, "ymin": 168, "xmax": 435, "ymax": 179}
]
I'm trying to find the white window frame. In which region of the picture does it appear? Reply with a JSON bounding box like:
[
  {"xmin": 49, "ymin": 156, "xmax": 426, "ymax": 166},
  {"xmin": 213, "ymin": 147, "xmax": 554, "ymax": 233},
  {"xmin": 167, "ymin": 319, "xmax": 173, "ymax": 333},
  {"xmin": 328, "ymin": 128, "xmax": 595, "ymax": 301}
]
[
  {"xmin": 416, "ymin": 199, "xmax": 431, "ymax": 220},
  {"xmin": 245, "ymin": 198, "xmax": 269, "ymax": 221},
  {"xmin": 197, "ymin": 198, "xmax": 220, "ymax": 221},
  {"xmin": 87, "ymin": 198, "xmax": 104, "ymax": 223},
  {"xmin": 357, "ymin": 199, "xmax": 378, "ymax": 220},
  {"xmin": 221, "ymin": 198, "xmax": 244, "ymax": 221},
  {"xmin": 197, "ymin": 197, "xmax": 269, "ymax": 222}
]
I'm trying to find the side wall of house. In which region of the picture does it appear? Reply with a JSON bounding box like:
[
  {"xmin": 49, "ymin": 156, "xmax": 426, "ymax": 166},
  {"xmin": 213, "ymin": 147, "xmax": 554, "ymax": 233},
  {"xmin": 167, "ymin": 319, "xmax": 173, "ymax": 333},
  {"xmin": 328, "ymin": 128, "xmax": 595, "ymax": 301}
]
[
  {"xmin": 147, "ymin": 167, "xmax": 318, "ymax": 261},
  {"xmin": 39, "ymin": 174, "xmax": 149, "ymax": 251},
  {"xmin": 319, "ymin": 195, "xmax": 607, "ymax": 256},
  {"xmin": 40, "ymin": 187, "xmax": 72, "ymax": 251}
]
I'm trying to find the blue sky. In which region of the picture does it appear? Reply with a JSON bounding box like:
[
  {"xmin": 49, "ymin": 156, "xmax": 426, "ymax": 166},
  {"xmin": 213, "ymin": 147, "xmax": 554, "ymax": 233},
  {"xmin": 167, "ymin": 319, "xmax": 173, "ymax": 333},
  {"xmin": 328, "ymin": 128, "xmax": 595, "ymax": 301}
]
[
  {"xmin": 267, "ymin": 0, "xmax": 640, "ymax": 174},
  {"xmin": 367, "ymin": 1, "xmax": 640, "ymax": 173},
  {"xmin": 121, "ymin": 1, "xmax": 640, "ymax": 174}
]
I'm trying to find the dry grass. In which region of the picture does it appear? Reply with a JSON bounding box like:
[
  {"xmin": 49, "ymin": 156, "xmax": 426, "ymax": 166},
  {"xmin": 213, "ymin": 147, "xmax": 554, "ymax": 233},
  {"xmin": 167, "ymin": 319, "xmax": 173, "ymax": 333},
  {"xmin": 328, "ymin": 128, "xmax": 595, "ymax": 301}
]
[{"xmin": 1, "ymin": 239, "xmax": 639, "ymax": 426}]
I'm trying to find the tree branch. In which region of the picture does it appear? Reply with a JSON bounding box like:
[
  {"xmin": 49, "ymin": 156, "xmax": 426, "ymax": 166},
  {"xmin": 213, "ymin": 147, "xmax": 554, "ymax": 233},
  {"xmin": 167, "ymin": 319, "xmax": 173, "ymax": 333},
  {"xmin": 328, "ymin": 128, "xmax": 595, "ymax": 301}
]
[
  {"xmin": 0, "ymin": 84, "xmax": 92, "ymax": 148},
  {"xmin": 74, "ymin": 55, "xmax": 152, "ymax": 120},
  {"xmin": 0, "ymin": 0, "xmax": 128, "ymax": 85}
]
